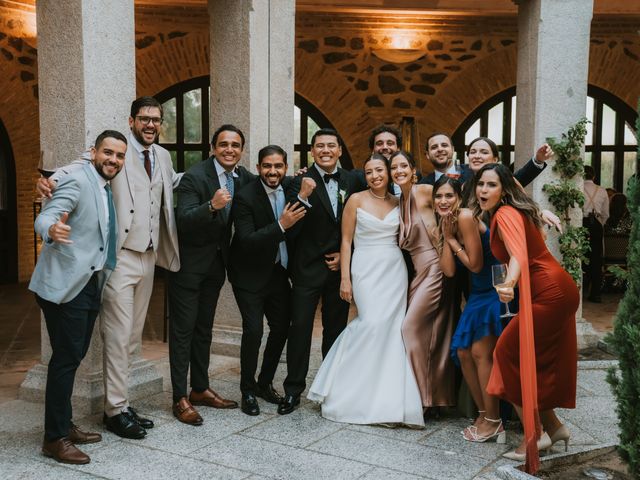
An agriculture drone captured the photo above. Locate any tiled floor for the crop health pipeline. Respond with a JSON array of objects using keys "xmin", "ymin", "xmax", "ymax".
[{"xmin": 0, "ymin": 280, "xmax": 624, "ymax": 479}]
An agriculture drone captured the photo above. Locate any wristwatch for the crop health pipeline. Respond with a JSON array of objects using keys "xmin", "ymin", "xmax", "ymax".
[{"xmin": 208, "ymin": 200, "xmax": 217, "ymax": 216}]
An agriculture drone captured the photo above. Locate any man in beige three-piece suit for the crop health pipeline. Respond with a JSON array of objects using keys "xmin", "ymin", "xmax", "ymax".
[{"xmin": 41, "ymin": 96, "xmax": 195, "ymax": 439}]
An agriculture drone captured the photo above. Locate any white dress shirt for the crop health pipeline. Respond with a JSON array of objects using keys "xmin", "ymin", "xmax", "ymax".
[{"xmin": 583, "ymin": 180, "xmax": 610, "ymax": 226}]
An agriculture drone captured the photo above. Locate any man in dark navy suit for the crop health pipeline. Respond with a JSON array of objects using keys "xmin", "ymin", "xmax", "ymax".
[{"xmin": 228, "ymin": 145, "xmax": 313, "ymax": 416}]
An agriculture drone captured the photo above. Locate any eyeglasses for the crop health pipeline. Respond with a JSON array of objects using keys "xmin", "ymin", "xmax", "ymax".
[{"xmin": 136, "ymin": 116, "xmax": 163, "ymax": 126}]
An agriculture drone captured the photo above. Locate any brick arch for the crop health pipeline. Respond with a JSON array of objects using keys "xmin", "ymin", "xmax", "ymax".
[
  {"xmin": 295, "ymin": 52, "xmax": 384, "ymax": 167},
  {"xmin": 588, "ymin": 43, "xmax": 640, "ymax": 112},
  {"xmin": 135, "ymin": 32, "xmax": 210, "ymax": 97}
]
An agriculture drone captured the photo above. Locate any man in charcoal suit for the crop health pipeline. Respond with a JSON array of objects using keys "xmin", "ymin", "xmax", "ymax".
[{"xmin": 169, "ymin": 124, "xmax": 254, "ymax": 425}]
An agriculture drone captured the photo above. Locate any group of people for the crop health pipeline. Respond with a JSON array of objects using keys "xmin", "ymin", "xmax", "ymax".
[{"xmin": 31, "ymin": 95, "xmax": 580, "ymax": 474}]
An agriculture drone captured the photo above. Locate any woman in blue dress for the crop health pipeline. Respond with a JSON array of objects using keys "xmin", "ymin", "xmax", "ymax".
[{"xmin": 434, "ymin": 176, "xmax": 505, "ymax": 443}]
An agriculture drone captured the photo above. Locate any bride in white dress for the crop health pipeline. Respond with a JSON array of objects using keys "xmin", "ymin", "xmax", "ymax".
[{"xmin": 307, "ymin": 155, "xmax": 424, "ymax": 427}]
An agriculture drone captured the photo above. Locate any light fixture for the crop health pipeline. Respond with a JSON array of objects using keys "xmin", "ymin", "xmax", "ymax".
[{"xmin": 371, "ymin": 48, "xmax": 426, "ymax": 64}]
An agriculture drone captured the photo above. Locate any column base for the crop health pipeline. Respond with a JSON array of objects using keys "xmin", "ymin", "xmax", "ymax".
[
  {"xmin": 576, "ymin": 317, "xmax": 602, "ymax": 350},
  {"xmin": 18, "ymin": 358, "xmax": 163, "ymax": 415}
]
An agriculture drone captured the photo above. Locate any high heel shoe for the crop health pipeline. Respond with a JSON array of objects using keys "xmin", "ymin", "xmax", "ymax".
[
  {"xmin": 463, "ymin": 417, "xmax": 506, "ymax": 444},
  {"xmin": 502, "ymin": 432, "xmax": 552, "ymax": 461},
  {"xmin": 461, "ymin": 410, "xmax": 485, "ymax": 436},
  {"xmin": 549, "ymin": 424, "xmax": 570, "ymax": 452}
]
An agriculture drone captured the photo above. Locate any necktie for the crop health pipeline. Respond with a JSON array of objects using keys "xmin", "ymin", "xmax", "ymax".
[
  {"xmin": 224, "ymin": 171, "xmax": 235, "ymax": 216},
  {"xmin": 273, "ymin": 188, "xmax": 288, "ymax": 268},
  {"xmin": 104, "ymin": 184, "xmax": 117, "ymax": 271},
  {"xmin": 323, "ymin": 172, "xmax": 340, "ymax": 183},
  {"xmin": 143, "ymin": 150, "xmax": 152, "ymax": 179}
]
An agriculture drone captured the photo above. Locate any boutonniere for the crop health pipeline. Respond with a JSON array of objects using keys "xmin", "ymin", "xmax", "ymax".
[{"xmin": 338, "ymin": 189, "xmax": 347, "ymax": 204}]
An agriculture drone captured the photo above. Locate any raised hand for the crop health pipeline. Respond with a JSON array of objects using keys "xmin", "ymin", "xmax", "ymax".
[
  {"xmin": 294, "ymin": 166, "xmax": 309, "ymax": 177},
  {"xmin": 279, "ymin": 202, "xmax": 306, "ymax": 229},
  {"xmin": 535, "ymin": 143, "xmax": 554, "ymax": 163},
  {"xmin": 298, "ymin": 177, "xmax": 316, "ymax": 200},
  {"xmin": 440, "ymin": 213, "xmax": 456, "ymax": 240},
  {"xmin": 48, "ymin": 212, "xmax": 73, "ymax": 244},
  {"xmin": 210, "ymin": 187, "xmax": 232, "ymax": 211}
]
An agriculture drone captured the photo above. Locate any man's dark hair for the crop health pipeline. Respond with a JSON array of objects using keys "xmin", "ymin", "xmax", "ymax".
[
  {"xmin": 310, "ymin": 128, "xmax": 343, "ymax": 148},
  {"xmin": 130, "ymin": 96, "xmax": 163, "ymax": 119},
  {"xmin": 211, "ymin": 124, "xmax": 246, "ymax": 149},
  {"xmin": 584, "ymin": 165, "xmax": 596, "ymax": 180},
  {"xmin": 95, "ymin": 130, "xmax": 128, "ymax": 150},
  {"xmin": 425, "ymin": 132, "xmax": 452, "ymax": 151},
  {"xmin": 368, "ymin": 125, "xmax": 401, "ymax": 150},
  {"xmin": 258, "ymin": 145, "xmax": 287, "ymax": 164}
]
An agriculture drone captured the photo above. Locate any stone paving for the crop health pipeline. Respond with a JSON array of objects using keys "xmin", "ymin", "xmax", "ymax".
[{"xmin": 0, "ymin": 337, "xmax": 619, "ymax": 480}]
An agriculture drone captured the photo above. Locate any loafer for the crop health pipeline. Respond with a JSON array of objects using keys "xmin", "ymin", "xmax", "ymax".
[
  {"xmin": 103, "ymin": 412, "xmax": 146, "ymax": 439},
  {"xmin": 126, "ymin": 406, "xmax": 154, "ymax": 429},
  {"xmin": 68, "ymin": 423, "xmax": 102, "ymax": 444},
  {"xmin": 241, "ymin": 394, "xmax": 260, "ymax": 416},
  {"xmin": 189, "ymin": 388, "xmax": 238, "ymax": 409},
  {"xmin": 172, "ymin": 397, "xmax": 203, "ymax": 426},
  {"xmin": 277, "ymin": 394, "xmax": 300, "ymax": 415},
  {"xmin": 42, "ymin": 437, "xmax": 90, "ymax": 464},
  {"xmin": 256, "ymin": 383, "xmax": 283, "ymax": 404}
]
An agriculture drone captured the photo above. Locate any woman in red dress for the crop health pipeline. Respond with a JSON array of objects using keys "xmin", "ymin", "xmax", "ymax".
[{"xmin": 471, "ymin": 163, "xmax": 579, "ymax": 474}]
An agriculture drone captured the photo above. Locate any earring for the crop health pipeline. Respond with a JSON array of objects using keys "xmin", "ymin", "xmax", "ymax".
[{"xmin": 412, "ymin": 174, "xmax": 418, "ymax": 184}]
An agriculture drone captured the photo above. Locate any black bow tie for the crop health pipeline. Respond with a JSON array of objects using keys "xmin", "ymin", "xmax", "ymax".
[{"xmin": 323, "ymin": 172, "xmax": 340, "ymax": 184}]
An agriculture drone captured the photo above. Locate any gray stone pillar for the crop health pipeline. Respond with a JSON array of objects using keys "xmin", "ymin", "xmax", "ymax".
[
  {"xmin": 513, "ymin": 0, "xmax": 598, "ymax": 347},
  {"xmin": 208, "ymin": 0, "xmax": 296, "ymax": 357},
  {"xmin": 20, "ymin": 0, "xmax": 163, "ymax": 414}
]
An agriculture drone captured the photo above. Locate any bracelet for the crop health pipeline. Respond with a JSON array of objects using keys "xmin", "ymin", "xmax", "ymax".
[{"xmin": 453, "ymin": 246, "xmax": 464, "ymax": 256}]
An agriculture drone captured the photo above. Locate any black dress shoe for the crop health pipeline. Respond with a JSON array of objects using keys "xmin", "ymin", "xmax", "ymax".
[
  {"xmin": 103, "ymin": 412, "xmax": 146, "ymax": 439},
  {"xmin": 126, "ymin": 407, "xmax": 154, "ymax": 429},
  {"xmin": 277, "ymin": 395, "xmax": 300, "ymax": 415},
  {"xmin": 241, "ymin": 394, "xmax": 260, "ymax": 416},
  {"xmin": 256, "ymin": 383, "xmax": 283, "ymax": 404}
]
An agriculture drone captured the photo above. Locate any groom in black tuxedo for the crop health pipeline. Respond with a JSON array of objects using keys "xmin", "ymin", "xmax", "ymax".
[
  {"xmin": 228, "ymin": 145, "xmax": 314, "ymax": 416},
  {"xmin": 279, "ymin": 128, "xmax": 366, "ymax": 414}
]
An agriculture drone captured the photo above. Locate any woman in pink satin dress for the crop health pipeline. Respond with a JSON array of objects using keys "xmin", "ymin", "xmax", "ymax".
[{"xmin": 390, "ymin": 151, "xmax": 456, "ymax": 413}]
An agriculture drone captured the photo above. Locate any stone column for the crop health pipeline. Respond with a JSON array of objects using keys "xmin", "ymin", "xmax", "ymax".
[
  {"xmin": 20, "ymin": 0, "xmax": 163, "ymax": 414},
  {"xmin": 208, "ymin": 0, "xmax": 295, "ymax": 356},
  {"xmin": 513, "ymin": 0, "xmax": 599, "ymax": 347}
]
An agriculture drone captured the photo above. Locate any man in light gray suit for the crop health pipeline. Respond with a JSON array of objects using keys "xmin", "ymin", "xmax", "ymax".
[
  {"xmin": 30, "ymin": 130, "xmax": 127, "ymax": 465},
  {"xmin": 38, "ymin": 97, "xmax": 182, "ymax": 439}
]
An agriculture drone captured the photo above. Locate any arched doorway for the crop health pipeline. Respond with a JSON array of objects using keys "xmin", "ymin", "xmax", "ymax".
[
  {"xmin": 0, "ymin": 119, "xmax": 17, "ymax": 283},
  {"xmin": 452, "ymin": 85, "xmax": 638, "ymax": 194}
]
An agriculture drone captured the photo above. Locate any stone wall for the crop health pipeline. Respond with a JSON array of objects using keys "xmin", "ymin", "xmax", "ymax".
[
  {"xmin": 0, "ymin": 9, "xmax": 39, "ymax": 283},
  {"xmin": 1, "ymin": 4, "xmax": 639, "ymax": 281}
]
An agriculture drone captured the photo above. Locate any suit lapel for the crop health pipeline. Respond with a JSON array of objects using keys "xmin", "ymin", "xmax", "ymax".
[
  {"xmin": 84, "ymin": 165, "xmax": 108, "ymax": 245},
  {"xmin": 254, "ymin": 179, "xmax": 276, "ymax": 222},
  {"xmin": 337, "ymin": 167, "xmax": 350, "ymax": 220},
  {"xmin": 204, "ymin": 158, "xmax": 224, "ymax": 220},
  {"xmin": 309, "ymin": 165, "xmax": 336, "ymax": 222}
]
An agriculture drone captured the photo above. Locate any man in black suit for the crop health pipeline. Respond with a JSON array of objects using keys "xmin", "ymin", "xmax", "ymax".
[
  {"xmin": 228, "ymin": 145, "xmax": 314, "ymax": 416},
  {"xmin": 278, "ymin": 128, "xmax": 366, "ymax": 415},
  {"xmin": 418, "ymin": 132, "xmax": 551, "ymax": 187},
  {"xmin": 169, "ymin": 124, "xmax": 254, "ymax": 425}
]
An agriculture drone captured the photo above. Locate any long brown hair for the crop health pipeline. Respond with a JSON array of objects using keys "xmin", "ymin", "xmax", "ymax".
[{"xmin": 470, "ymin": 163, "xmax": 544, "ymax": 229}]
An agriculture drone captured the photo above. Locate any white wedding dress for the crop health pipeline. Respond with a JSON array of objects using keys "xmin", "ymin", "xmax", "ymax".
[{"xmin": 307, "ymin": 207, "xmax": 424, "ymax": 427}]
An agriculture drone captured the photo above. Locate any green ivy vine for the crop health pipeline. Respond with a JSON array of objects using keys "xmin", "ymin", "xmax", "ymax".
[{"xmin": 542, "ymin": 117, "xmax": 590, "ymax": 283}]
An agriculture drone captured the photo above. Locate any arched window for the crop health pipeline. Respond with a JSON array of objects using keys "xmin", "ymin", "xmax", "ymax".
[
  {"xmin": 155, "ymin": 77, "xmax": 351, "ymax": 172},
  {"xmin": 452, "ymin": 86, "xmax": 638, "ymax": 193}
]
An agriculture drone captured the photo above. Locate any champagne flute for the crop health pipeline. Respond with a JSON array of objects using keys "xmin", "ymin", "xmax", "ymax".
[
  {"xmin": 492, "ymin": 263, "xmax": 516, "ymax": 318},
  {"xmin": 446, "ymin": 157, "xmax": 463, "ymax": 180}
]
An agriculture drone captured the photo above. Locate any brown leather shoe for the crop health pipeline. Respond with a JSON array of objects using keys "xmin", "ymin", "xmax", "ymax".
[
  {"xmin": 68, "ymin": 422, "xmax": 102, "ymax": 444},
  {"xmin": 189, "ymin": 388, "xmax": 238, "ymax": 409},
  {"xmin": 42, "ymin": 437, "xmax": 90, "ymax": 464},
  {"xmin": 172, "ymin": 397, "xmax": 203, "ymax": 426}
]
